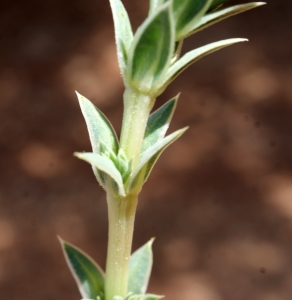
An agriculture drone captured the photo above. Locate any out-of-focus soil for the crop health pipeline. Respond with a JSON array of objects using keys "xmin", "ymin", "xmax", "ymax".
[{"xmin": 0, "ymin": 1, "xmax": 291, "ymax": 299}]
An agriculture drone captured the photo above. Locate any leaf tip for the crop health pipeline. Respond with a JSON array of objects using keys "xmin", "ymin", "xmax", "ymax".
[
  {"xmin": 146, "ymin": 237, "xmax": 155, "ymax": 250},
  {"xmin": 75, "ymin": 90, "xmax": 82, "ymax": 98},
  {"xmin": 148, "ymin": 237, "xmax": 155, "ymax": 247},
  {"xmin": 74, "ymin": 152, "xmax": 86, "ymax": 160},
  {"xmin": 181, "ymin": 126, "xmax": 189, "ymax": 134},
  {"xmin": 57, "ymin": 235, "xmax": 64, "ymax": 245},
  {"xmin": 174, "ymin": 93, "xmax": 181, "ymax": 102},
  {"xmin": 75, "ymin": 91, "xmax": 89, "ymax": 105},
  {"xmin": 234, "ymin": 38, "xmax": 249, "ymax": 43},
  {"xmin": 256, "ymin": 2, "xmax": 267, "ymax": 6}
]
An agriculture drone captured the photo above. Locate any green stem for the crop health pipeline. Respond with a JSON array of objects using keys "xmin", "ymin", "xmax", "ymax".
[
  {"xmin": 105, "ymin": 193, "xmax": 138, "ymax": 300},
  {"xmin": 120, "ymin": 88, "xmax": 155, "ymax": 169}
]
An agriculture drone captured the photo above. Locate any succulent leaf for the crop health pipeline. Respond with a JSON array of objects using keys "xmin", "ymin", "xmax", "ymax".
[
  {"xmin": 77, "ymin": 92, "xmax": 119, "ymax": 155},
  {"xmin": 109, "ymin": 0, "xmax": 134, "ymax": 76},
  {"xmin": 75, "ymin": 152, "xmax": 125, "ymax": 196},
  {"xmin": 77, "ymin": 92, "xmax": 119, "ymax": 185},
  {"xmin": 191, "ymin": 2, "xmax": 266, "ymax": 34},
  {"xmin": 127, "ymin": 2, "xmax": 174, "ymax": 94},
  {"xmin": 128, "ymin": 239, "xmax": 154, "ymax": 295},
  {"xmin": 141, "ymin": 95, "xmax": 178, "ymax": 153},
  {"xmin": 59, "ymin": 238, "xmax": 105, "ymax": 300},
  {"xmin": 163, "ymin": 38, "xmax": 247, "ymax": 86}
]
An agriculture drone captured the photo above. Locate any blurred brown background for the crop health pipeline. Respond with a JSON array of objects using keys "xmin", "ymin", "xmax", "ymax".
[{"xmin": 0, "ymin": 0, "xmax": 291, "ymax": 299}]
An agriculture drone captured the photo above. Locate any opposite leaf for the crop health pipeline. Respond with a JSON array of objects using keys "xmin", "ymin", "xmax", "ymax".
[
  {"xmin": 141, "ymin": 95, "xmax": 178, "ymax": 153},
  {"xmin": 128, "ymin": 2, "xmax": 174, "ymax": 94},
  {"xmin": 191, "ymin": 2, "xmax": 266, "ymax": 35},
  {"xmin": 75, "ymin": 152, "xmax": 125, "ymax": 196},
  {"xmin": 128, "ymin": 127, "xmax": 188, "ymax": 193},
  {"xmin": 128, "ymin": 239, "xmax": 154, "ymax": 295},
  {"xmin": 77, "ymin": 92, "xmax": 119, "ymax": 155},
  {"xmin": 59, "ymin": 238, "xmax": 105, "ymax": 300},
  {"xmin": 163, "ymin": 38, "xmax": 247, "ymax": 86},
  {"xmin": 109, "ymin": 0, "xmax": 133, "ymax": 76}
]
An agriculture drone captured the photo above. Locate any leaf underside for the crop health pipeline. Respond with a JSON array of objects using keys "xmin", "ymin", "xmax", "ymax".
[
  {"xmin": 192, "ymin": 2, "xmax": 266, "ymax": 35},
  {"xmin": 109, "ymin": 0, "xmax": 133, "ymax": 75},
  {"xmin": 128, "ymin": 239, "xmax": 154, "ymax": 294},
  {"xmin": 75, "ymin": 152, "xmax": 125, "ymax": 196},
  {"xmin": 164, "ymin": 38, "xmax": 247, "ymax": 86}
]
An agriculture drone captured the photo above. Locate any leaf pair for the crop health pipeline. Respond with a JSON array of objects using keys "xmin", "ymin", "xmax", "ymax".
[
  {"xmin": 60, "ymin": 238, "xmax": 156, "ymax": 300},
  {"xmin": 109, "ymin": 0, "xmax": 265, "ymax": 96},
  {"xmin": 76, "ymin": 92, "xmax": 186, "ymax": 196}
]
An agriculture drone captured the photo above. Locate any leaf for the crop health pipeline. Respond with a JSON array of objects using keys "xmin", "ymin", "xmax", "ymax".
[
  {"xmin": 141, "ymin": 95, "xmax": 178, "ymax": 153},
  {"xmin": 109, "ymin": 0, "xmax": 133, "ymax": 75},
  {"xmin": 113, "ymin": 297, "xmax": 124, "ymax": 300},
  {"xmin": 127, "ymin": 2, "xmax": 174, "ymax": 93},
  {"xmin": 149, "ymin": 0, "xmax": 164, "ymax": 15},
  {"xmin": 163, "ymin": 38, "xmax": 247, "ymax": 86},
  {"xmin": 209, "ymin": 0, "xmax": 231, "ymax": 11},
  {"xmin": 127, "ymin": 127, "xmax": 188, "ymax": 193},
  {"xmin": 59, "ymin": 238, "xmax": 105, "ymax": 300},
  {"xmin": 170, "ymin": 0, "xmax": 213, "ymax": 40},
  {"xmin": 191, "ymin": 2, "xmax": 266, "ymax": 34},
  {"xmin": 75, "ymin": 152, "xmax": 125, "ymax": 196},
  {"xmin": 77, "ymin": 92, "xmax": 119, "ymax": 155},
  {"xmin": 126, "ymin": 294, "xmax": 164, "ymax": 300},
  {"xmin": 128, "ymin": 239, "xmax": 154, "ymax": 294}
]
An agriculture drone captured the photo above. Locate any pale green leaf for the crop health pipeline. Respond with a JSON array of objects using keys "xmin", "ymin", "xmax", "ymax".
[
  {"xmin": 59, "ymin": 238, "xmax": 105, "ymax": 300},
  {"xmin": 163, "ymin": 38, "xmax": 247, "ymax": 86},
  {"xmin": 126, "ymin": 294, "xmax": 164, "ymax": 300},
  {"xmin": 191, "ymin": 2, "xmax": 266, "ymax": 34},
  {"xmin": 128, "ymin": 239, "xmax": 154, "ymax": 294},
  {"xmin": 109, "ymin": 0, "xmax": 133, "ymax": 75},
  {"xmin": 75, "ymin": 152, "xmax": 125, "ymax": 196},
  {"xmin": 141, "ymin": 95, "xmax": 178, "ymax": 153},
  {"xmin": 77, "ymin": 92, "xmax": 119, "ymax": 154},
  {"xmin": 127, "ymin": 127, "xmax": 188, "ymax": 193},
  {"xmin": 113, "ymin": 297, "xmax": 124, "ymax": 300},
  {"xmin": 77, "ymin": 92, "xmax": 119, "ymax": 185},
  {"xmin": 170, "ymin": 0, "xmax": 213, "ymax": 40},
  {"xmin": 128, "ymin": 2, "xmax": 174, "ymax": 93},
  {"xmin": 149, "ymin": 0, "xmax": 164, "ymax": 15}
]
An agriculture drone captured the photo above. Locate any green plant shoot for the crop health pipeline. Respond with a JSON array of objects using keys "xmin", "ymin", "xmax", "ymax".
[{"xmin": 59, "ymin": 1, "xmax": 266, "ymax": 300}]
